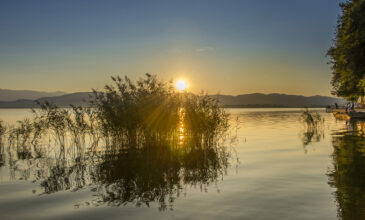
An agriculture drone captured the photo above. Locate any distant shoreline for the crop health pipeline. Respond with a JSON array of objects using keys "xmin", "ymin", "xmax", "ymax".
[
  {"xmin": 222, "ymin": 105, "xmax": 326, "ymax": 108},
  {"xmin": 0, "ymin": 91, "xmax": 344, "ymax": 109},
  {"xmin": 0, "ymin": 105, "xmax": 327, "ymax": 109}
]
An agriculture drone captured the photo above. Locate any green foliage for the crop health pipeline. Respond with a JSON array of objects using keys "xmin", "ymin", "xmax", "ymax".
[{"xmin": 327, "ymin": 0, "xmax": 365, "ymax": 100}]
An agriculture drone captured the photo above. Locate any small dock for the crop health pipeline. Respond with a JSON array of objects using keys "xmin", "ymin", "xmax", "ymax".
[{"xmin": 332, "ymin": 109, "xmax": 365, "ymax": 120}]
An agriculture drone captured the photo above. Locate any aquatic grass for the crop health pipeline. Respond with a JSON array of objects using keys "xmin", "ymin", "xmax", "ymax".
[
  {"xmin": 66, "ymin": 105, "xmax": 89, "ymax": 155},
  {"xmin": 4, "ymin": 74, "xmax": 230, "ymax": 154},
  {"xmin": 0, "ymin": 120, "xmax": 5, "ymax": 164},
  {"xmin": 14, "ymin": 119, "xmax": 33, "ymax": 154},
  {"xmin": 91, "ymin": 73, "xmax": 229, "ymax": 150},
  {"xmin": 90, "ymin": 74, "xmax": 177, "ymax": 148},
  {"xmin": 0, "ymin": 74, "xmax": 232, "ymax": 209},
  {"xmin": 0, "ymin": 120, "xmax": 4, "ymax": 136},
  {"xmin": 182, "ymin": 93, "xmax": 229, "ymax": 147},
  {"xmin": 301, "ymin": 109, "xmax": 323, "ymax": 129},
  {"xmin": 300, "ymin": 109, "xmax": 325, "ymax": 148},
  {"xmin": 84, "ymin": 107, "xmax": 102, "ymax": 151}
]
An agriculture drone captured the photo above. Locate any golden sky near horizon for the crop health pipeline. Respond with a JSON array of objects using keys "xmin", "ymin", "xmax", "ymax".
[{"xmin": 0, "ymin": 0, "xmax": 340, "ymax": 96}]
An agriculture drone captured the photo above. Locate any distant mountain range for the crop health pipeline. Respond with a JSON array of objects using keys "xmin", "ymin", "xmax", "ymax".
[
  {"xmin": 0, "ymin": 89, "xmax": 67, "ymax": 102},
  {"xmin": 212, "ymin": 93, "xmax": 346, "ymax": 107},
  {"xmin": 0, "ymin": 89, "xmax": 346, "ymax": 108},
  {"xmin": 0, "ymin": 92, "xmax": 92, "ymax": 108}
]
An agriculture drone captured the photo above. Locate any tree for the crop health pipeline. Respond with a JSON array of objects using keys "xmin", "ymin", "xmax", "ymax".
[{"xmin": 327, "ymin": 0, "xmax": 365, "ymax": 101}]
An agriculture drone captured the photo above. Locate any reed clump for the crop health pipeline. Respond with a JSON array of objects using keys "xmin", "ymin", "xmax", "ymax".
[
  {"xmin": 4, "ymin": 73, "xmax": 229, "ymax": 156},
  {"xmin": 0, "ymin": 74, "xmax": 231, "ymax": 209},
  {"xmin": 0, "ymin": 120, "xmax": 4, "ymax": 136},
  {"xmin": 91, "ymin": 73, "xmax": 229, "ymax": 150},
  {"xmin": 0, "ymin": 120, "xmax": 5, "ymax": 162},
  {"xmin": 301, "ymin": 109, "xmax": 325, "ymax": 147},
  {"xmin": 182, "ymin": 93, "xmax": 229, "ymax": 147}
]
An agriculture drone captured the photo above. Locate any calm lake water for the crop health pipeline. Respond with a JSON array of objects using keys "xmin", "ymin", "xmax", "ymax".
[{"xmin": 0, "ymin": 108, "xmax": 363, "ymax": 220}]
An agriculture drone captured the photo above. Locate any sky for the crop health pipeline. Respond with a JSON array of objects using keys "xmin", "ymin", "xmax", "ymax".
[{"xmin": 0, "ymin": 0, "xmax": 342, "ymax": 96}]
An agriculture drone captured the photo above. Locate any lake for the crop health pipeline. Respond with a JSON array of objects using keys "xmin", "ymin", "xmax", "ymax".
[{"xmin": 0, "ymin": 108, "xmax": 363, "ymax": 220}]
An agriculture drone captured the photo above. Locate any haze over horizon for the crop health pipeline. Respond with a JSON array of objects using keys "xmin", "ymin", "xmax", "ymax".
[
  {"xmin": 0, "ymin": 88, "xmax": 341, "ymax": 98},
  {"xmin": 0, "ymin": 0, "xmax": 341, "ymax": 96}
]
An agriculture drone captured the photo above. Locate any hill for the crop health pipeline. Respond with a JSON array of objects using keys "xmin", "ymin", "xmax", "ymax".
[
  {"xmin": 0, "ymin": 91, "xmax": 346, "ymax": 108},
  {"xmin": 212, "ymin": 93, "xmax": 346, "ymax": 107},
  {"xmin": 0, "ymin": 89, "xmax": 67, "ymax": 102},
  {"xmin": 0, "ymin": 92, "xmax": 92, "ymax": 108}
]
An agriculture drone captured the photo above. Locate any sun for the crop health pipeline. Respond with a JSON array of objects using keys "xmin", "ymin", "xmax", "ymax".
[{"xmin": 175, "ymin": 79, "xmax": 187, "ymax": 91}]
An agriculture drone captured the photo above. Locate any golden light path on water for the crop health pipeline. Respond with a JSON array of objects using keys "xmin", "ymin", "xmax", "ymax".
[
  {"xmin": 175, "ymin": 79, "xmax": 187, "ymax": 147},
  {"xmin": 178, "ymin": 107, "xmax": 185, "ymax": 146}
]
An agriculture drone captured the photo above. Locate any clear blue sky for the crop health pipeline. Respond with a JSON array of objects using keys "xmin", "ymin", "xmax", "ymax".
[{"xmin": 0, "ymin": 0, "xmax": 342, "ymax": 95}]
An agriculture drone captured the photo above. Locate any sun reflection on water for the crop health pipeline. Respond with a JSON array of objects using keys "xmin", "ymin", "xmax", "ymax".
[{"xmin": 178, "ymin": 107, "xmax": 185, "ymax": 146}]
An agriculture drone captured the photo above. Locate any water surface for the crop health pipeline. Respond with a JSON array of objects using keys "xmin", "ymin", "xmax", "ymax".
[{"xmin": 0, "ymin": 108, "xmax": 362, "ymax": 220}]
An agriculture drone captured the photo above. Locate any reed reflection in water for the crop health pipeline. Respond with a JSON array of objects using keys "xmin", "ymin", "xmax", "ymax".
[
  {"xmin": 300, "ymin": 109, "xmax": 325, "ymax": 149},
  {"xmin": 0, "ymin": 75, "xmax": 232, "ymax": 211},
  {"xmin": 0, "ymin": 112, "xmax": 231, "ymax": 211}
]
